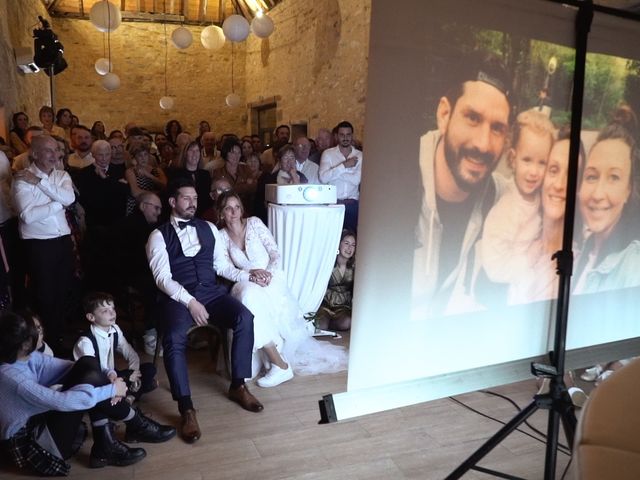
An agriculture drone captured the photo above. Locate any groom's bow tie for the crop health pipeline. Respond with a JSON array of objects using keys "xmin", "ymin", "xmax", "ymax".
[{"xmin": 178, "ymin": 219, "xmax": 195, "ymax": 230}]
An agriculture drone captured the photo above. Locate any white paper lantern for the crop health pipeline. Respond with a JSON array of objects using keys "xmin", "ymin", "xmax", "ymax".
[
  {"xmin": 225, "ymin": 93, "xmax": 241, "ymax": 108},
  {"xmin": 171, "ymin": 27, "xmax": 193, "ymax": 49},
  {"xmin": 222, "ymin": 15, "xmax": 250, "ymax": 42},
  {"xmin": 101, "ymin": 72, "xmax": 120, "ymax": 91},
  {"xmin": 201, "ymin": 25, "xmax": 226, "ymax": 50},
  {"xmin": 251, "ymin": 15, "xmax": 274, "ymax": 38},
  {"xmin": 89, "ymin": 1, "xmax": 122, "ymax": 32},
  {"xmin": 94, "ymin": 58, "xmax": 112, "ymax": 75},
  {"xmin": 159, "ymin": 96, "xmax": 175, "ymax": 110}
]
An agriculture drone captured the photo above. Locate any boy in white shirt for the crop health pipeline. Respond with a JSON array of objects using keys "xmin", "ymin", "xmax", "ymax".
[
  {"xmin": 73, "ymin": 292, "xmax": 157, "ymax": 403},
  {"xmin": 479, "ymin": 110, "xmax": 555, "ymax": 304}
]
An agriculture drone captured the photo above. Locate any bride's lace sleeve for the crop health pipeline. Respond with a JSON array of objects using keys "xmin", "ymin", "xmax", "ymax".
[
  {"xmin": 212, "ymin": 226, "xmax": 250, "ymax": 282},
  {"xmin": 251, "ymin": 217, "xmax": 281, "ymax": 272}
]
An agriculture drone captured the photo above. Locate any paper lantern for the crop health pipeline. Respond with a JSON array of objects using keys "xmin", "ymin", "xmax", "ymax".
[
  {"xmin": 222, "ymin": 15, "xmax": 250, "ymax": 42},
  {"xmin": 201, "ymin": 25, "xmax": 226, "ymax": 50},
  {"xmin": 159, "ymin": 96, "xmax": 175, "ymax": 110},
  {"xmin": 251, "ymin": 15, "xmax": 274, "ymax": 38},
  {"xmin": 89, "ymin": 1, "xmax": 122, "ymax": 33},
  {"xmin": 94, "ymin": 57, "xmax": 112, "ymax": 75},
  {"xmin": 171, "ymin": 27, "xmax": 193, "ymax": 49},
  {"xmin": 101, "ymin": 72, "xmax": 120, "ymax": 91},
  {"xmin": 225, "ymin": 93, "xmax": 241, "ymax": 108}
]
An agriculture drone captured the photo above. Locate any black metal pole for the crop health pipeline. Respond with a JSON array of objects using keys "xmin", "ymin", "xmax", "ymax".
[
  {"xmin": 446, "ymin": 402, "xmax": 539, "ymax": 480},
  {"xmin": 543, "ymin": 3, "xmax": 592, "ymax": 478},
  {"xmin": 446, "ymin": 1, "xmax": 593, "ymax": 478},
  {"xmin": 48, "ymin": 64, "xmax": 56, "ymax": 112}
]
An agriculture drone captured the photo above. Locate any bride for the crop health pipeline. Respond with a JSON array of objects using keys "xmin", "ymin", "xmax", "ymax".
[{"xmin": 216, "ymin": 191, "xmax": 346, "ymax": 387}]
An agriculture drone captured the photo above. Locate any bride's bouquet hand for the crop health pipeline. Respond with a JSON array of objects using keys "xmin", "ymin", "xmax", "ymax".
[{"xmin": 249, "ymin": 268, "xmax": 272, "ymax": 287}]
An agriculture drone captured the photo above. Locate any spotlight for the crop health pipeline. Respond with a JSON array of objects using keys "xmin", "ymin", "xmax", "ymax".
[{"xmin": 33, "ymin": 16, "xmax": 67, "ymax": 76}]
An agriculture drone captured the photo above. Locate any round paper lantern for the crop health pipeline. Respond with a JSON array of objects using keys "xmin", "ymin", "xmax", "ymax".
[
  {"xmin": 171, "ymin": 27, "xmax": 193, "ymax": 49},
  {"xmin": 89, "ymin": 1, "xmax": 122, "ymax": 32},
  {"xmin": 201, "ymin": 25, "xmax": 225, "ymax": 50},
  {"xmin": 222, "ymin": 15, "xmax": 250, "ymax": 42},
  {"xmin": 251, "ymin": 15, "xmax": 274, "ymax": 38},
  {"xmin": 225, "ymin": 93, "xmax": 241, "ymax": 108},
  {"xmin": 94, "ymin": 57, "xmax": 112, "ymax": 75},
  {"xmin": 159, "ymin": 96, "xmax": 175, "ymax": 110},
  {"xmin": 101, "ymin": 72, "xmax": 120, "ymax": 91}
]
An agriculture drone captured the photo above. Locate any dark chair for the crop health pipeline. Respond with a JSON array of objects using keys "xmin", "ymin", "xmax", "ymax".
[{"xmin": 153, "ymin": 324, "xmax": 231, "ymax": 378}]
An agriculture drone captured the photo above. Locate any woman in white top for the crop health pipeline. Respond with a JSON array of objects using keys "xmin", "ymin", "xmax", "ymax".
[
  {"xmin": 217, "ymin": 191, "xmax": 298, "ymax": 387},
  {"xmin": 216, "ymin": 191, "xmax": 347, "ymax": 386}
]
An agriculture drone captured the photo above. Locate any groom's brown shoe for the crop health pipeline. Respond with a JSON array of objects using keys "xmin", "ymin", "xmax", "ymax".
[
  {"xmin": 180, "ymin": 409, "xmax": 201, "ymax": 443},
  {"xmin": 228, "ymin": 384, "xmax": 264, "ymax": 412}
]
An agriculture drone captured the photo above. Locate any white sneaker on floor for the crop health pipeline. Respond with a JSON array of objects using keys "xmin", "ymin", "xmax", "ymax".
[
  {"xmin": 143, "ymin": 330, "xmax": 162, "ymax": 357},
  {"xmin": 257, "ymin": 363, "xmax": 294, "ymax": 388},
  {"xmin": 580, "ymin": 365, "xmax": 603, "ymax": 382},
  {"xmin": 595, "ymin": 369, "xmax": 614, "ymax": 387},
  {"xmin": 568, "ymin": 387, "xmax": 588, "ymax": 408}
]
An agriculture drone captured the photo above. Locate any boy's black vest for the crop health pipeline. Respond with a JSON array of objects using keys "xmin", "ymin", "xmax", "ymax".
[
  {"xmin": 83, "ymin": 328, "xmax": 118, "ymax": 370},
  {"xmin": 157, "ymin": 219, "xmax": 226, "ymax": 305}
]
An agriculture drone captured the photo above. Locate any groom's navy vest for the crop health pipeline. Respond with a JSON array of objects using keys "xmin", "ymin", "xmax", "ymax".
[{"xmin": 158, "ymin": 219, "xmax": 226, "ymax": 305}]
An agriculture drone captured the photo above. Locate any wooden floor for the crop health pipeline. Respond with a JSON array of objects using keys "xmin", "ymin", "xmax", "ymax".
[{"xmin": 2, "ymin": 337, "xmax": 586, "ymax": 480}]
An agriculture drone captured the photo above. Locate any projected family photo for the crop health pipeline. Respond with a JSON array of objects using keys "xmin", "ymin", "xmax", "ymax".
[{"xmin": 411, "ymin": 26, "xmax": 640, "ymax": 319}]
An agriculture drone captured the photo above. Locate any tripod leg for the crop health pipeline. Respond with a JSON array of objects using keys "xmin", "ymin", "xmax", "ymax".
[
  {"xmin": 446, "ymin": 401, "xmax": 539, "ymax": 480},
  {"xmin": 543, "ymin": 379, "xmax": 577, "ymax": 479},
  {"xmin": 559, "ymin": 388, "xmax": 577, "ymax": 447},
  {"xmin": 544, "ymin": 408, "xmax": 561, "ymax": 480}
]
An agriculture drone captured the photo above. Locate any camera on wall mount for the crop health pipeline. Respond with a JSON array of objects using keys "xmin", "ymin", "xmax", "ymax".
[{"xmin": 33, "ymin": 16, "xmax": 67, "ymax": 76}]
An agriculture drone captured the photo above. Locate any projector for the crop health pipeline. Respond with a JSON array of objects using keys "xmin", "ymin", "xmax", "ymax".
[{"xmin": 265, "ymin": 184, "xmax": 337, "ymax": 205}]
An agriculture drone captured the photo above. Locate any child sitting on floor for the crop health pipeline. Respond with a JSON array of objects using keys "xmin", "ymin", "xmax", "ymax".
[
  {"xmin": 73, "ymin": 291, "xmax": 157, "ymax": 403},
  {"xmin": 30, "ymin": 310, "xmax": 54, "ymax": 356}
]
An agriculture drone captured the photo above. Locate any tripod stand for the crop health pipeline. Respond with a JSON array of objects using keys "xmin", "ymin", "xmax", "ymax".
[{"xmin": 446, "ymin": 2, "xmax": 593, "ymax": 479}]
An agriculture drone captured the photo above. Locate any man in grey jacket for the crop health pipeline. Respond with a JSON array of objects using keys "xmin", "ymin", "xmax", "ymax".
[{"xmin": 412, "ymin": 52, "xmax": 512, "ymax": 319}]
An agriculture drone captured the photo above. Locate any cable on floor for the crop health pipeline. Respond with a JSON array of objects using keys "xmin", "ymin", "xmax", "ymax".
[{"xmin": 447, "ymin": 392, "xmax": 571, "ymax": 456}]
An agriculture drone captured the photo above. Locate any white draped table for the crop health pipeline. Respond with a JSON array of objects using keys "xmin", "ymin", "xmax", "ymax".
[{"xmin": 268, "ymin": 203, "xmax": 345, "ymax": 315}]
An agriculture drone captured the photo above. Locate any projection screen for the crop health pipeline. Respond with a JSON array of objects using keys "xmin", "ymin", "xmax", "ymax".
[{"xmin": 325, "ymin": 0, "xmax": 640, "ymax": 421}]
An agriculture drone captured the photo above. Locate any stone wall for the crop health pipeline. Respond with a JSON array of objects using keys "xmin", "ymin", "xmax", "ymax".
[
  {"xmin": 51, "ymin": 19, "xmax": 246, "ymax": 136},
  {"xmin": 0, "ymin": 0, "xmax": 52, "ymax": 138},
  {"xmin": 245, "ymin": 0, "xmax": 370, "ymax": 140},
  {"xmin": 1, "ymin": 0, "xmax": 371, "ymax": 141}
]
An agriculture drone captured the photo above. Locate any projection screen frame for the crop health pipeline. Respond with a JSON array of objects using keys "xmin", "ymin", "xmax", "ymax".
[
  {"xmin": 319, "ymin": 0, "xmax": 640, "ymax": 423},
  {"xmin": 320, "ymin": 337, "xmax": 640, "ymax": 422}
]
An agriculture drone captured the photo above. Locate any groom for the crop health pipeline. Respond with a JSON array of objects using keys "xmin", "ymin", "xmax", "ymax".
[{"xmin": 146, "ymin": 178, "xmax": 263, "ymax": 444}]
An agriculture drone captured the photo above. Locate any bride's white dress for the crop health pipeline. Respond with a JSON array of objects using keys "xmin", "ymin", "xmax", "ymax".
[{"xmin": 219, "ymin": 216, "xmax": 348, "ymax": 377}]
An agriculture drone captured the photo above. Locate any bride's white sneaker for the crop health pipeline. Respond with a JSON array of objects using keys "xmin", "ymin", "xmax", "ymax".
[{"xmin": 257, "ymin": 363, "xmax": 294, "ymax": 388}]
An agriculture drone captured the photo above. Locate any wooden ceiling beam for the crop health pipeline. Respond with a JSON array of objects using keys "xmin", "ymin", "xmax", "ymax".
[
  {"xmin": 47, "ymin": 0, "xmax": 280, "ymax": 23},
  {"xmin": 230, "ymin": 0, "xmax": 249, "ymax": 19},
  {"xmin": 49, "ymin": 11, "xmax": 200, "ymax": 25},
  {"xmin": 237, "ymin": 0, "xmax": 252, "ymax": 19},
  {"xmin": 43, "ymin": 0, "xmax": 63, "ymax": 13},
  {"xmin": 198, "ymin": 0, "xmax": 208, "ymax": 21}
]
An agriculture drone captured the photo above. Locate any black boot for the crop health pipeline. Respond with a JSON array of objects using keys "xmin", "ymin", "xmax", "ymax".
[
  {"xmin": 125, "ymin": 410, "xmax": 176, "ymax": 443},
  {"xmin": 90, "ymin": 422, "xmax": 147, "ymax": 468}
]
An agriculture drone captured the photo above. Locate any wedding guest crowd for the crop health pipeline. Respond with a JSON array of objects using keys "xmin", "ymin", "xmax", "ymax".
[{"xmin": 0, "ymin": 107, "xmax": 351, "ymax": 471}]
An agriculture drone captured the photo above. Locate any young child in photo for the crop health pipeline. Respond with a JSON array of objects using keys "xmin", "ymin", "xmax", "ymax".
[
  {"xmin": 479, "ymin": 109, "xmax": 555, "ymax": 303},
  {"xmin": 73, "ymin": 292, "xmax": 157, "ymax": 403}
]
